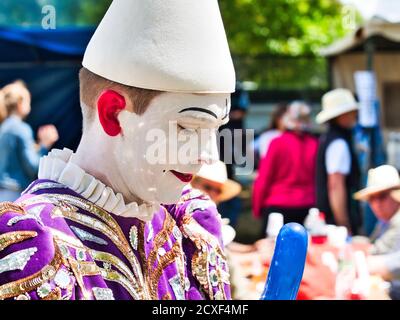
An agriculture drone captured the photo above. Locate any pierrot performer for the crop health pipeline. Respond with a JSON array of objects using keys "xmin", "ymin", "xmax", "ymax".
[{"xmin": 0, "ymin": 0, "xmax": 236, "ymax": 300}]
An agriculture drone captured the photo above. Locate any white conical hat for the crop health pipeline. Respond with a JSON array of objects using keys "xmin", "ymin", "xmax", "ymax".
[{"xmin": 82, "ymin": 0, "xmax": 236, "ymax": 93}]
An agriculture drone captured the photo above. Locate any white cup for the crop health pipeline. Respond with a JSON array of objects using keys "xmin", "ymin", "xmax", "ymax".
[{"xmin": 266, "ymin": 212, "xmax": 284, "ymax": 238}]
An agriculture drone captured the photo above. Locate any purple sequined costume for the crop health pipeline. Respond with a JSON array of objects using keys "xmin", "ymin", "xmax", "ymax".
[{"xmin": 0, "ymin": 179, "xmax": 230, "ymax": 300}]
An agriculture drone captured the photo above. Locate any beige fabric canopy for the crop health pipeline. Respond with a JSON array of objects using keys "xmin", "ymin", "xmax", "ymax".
[{"xmin": 320, "ymin": 18, "xmax": 400, "ymax": 57}]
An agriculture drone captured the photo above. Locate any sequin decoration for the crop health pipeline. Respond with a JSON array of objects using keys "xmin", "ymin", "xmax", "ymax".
[
  {"xmin": 157, "ymin": 248, "xmax": 166, "ymax": 257},
  {"xmin": 37, "ymin": 283, "xmax": 52, "ymax": 298},
  {"xmin": 209, "ymin": 251, "xmax": 217, "ymax": 267},
  {"xmin": 59, "ymin": 244, "xmax": 70, "ymax": 258},
  {"xmin": 70, "ymin": 226, "xmax": 108, "ymax": 246},
  {"xmin": 209, "ymin": 270, "xmax": 219, "ymax": 287},
  {"xmin": 76, "ymin": 249, "xmax": 86, "ymax": 262},
  {"xmin": 185, "ymin": 278, "xmax": 191, "ymax": 291},
  {"xmin": 54, "ymin": 269, "xmax": 71, "ymax": 289},
  {"xmin": 185, "ymin": 199, "xmax": 215, "ymax": 215},
  {"xmin": 0, "ymin": 247, "xmax": 37, "ymax": 274},
  {"xmin": 15, "ymin": 293, "xmax": 30, "ymax": 300},
  {"xmin": 129, "ymin": 226, "xmax": 138, "ymax": 250},
  {"xmin": 214, "ymin": 291, "xmax": 224, "ymax": 300},
  {"xmin": 172, "ymin": 226, "xmax": 182, "ymax": 241},
  {"xmin": 168, "ymin": 275, "xmax": 185, "ymax": 300},
  {"xmin": 147, "ymin": 223, "xmax": 154, "ymax": 243},
  {"xmin": 93, "ymin": 287, "xmax": 115, "ymax": 300},
  {"xmin": 0, "ymin": 231, "xmax": 38, "ymax": 252},
  {"xmin": 103, "ymin": 262, "xmax": 112, "ymax": 271}
]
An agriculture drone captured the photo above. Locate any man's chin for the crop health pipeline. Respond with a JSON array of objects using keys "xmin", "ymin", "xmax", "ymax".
[{"xmin": 156, "ymin": 187, "xmax": 185, "ymax": 205}]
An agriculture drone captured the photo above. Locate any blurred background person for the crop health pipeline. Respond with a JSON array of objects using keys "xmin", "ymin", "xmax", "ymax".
[
  {"xmin": 316, "ymin": 88, "xmax": 361, "ymax": 236},
  {"xmin": 354, "ymin": 165, "xmax": 400, "ymax": 255},
  {"xmin": 252, "ymin": 101, "xmax": 318, "ymax": 236},
  {"xmin": 191, "ymin": 160, "xmax": 242, "ymax": 227},
  {"xmin": 218, "ymin": 81, "xmax": 250, "ymax": 228},
  {"xmin": 0, "ymin": 81, "xmax": 59, "ymax": 201},
  {"xmin": 255, "ymin": 103, "xmax": 288, "ymax": 161}
]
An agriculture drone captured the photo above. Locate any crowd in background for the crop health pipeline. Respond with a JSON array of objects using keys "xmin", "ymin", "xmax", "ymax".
[{"xmin": 0, "ymin": 79, "xmax": 399, "ymax": 299}]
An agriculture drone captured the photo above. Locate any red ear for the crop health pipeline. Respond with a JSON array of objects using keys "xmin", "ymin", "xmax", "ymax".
[{"xmin": 97, "ymin": 90, "xmax": 126, "ymax": 137}]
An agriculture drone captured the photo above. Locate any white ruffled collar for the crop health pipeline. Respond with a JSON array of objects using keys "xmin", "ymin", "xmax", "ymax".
[{"xmin": 38, "ymin": 148, "xmax": 159, "ymax": 222}]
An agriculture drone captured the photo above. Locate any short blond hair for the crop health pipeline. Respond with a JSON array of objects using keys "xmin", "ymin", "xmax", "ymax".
[
  {"xmin": 79, "ymin": 68, "xmax": 162, "ymax": 129},
  {"xmin": 2, "ymin": 81, "xmax": 30, "ymax": 115}
]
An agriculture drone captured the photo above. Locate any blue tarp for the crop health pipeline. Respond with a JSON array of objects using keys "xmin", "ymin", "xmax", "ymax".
[{"xmin": 0, "ymin": 27, "xmax": 95, "ymax": 150}]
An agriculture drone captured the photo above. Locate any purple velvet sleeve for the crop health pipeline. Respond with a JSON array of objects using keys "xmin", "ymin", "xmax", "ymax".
[
  {"xmin": 0, "ymin": 202, "xmax": 76, "ymax": 300},
  {"xmin": 172, "ymin": 191, "xmax": 231, "ymax": 300}
]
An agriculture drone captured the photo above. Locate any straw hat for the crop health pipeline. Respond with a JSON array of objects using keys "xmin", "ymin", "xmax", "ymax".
[
  {"xmin": 316, "ymin": 88, "xmax": 359, "ymax": 124},
  {"xmin": 391, "ymin": 189, "xmax": 400, "ymax": 203},
  {"xmin": 354, "ymin": 165, "xmax": 400, "ymax": 201},
  {"xmin": 193, "ymin": 161, "xmax": 242, "ymax": 203},
  {"xmin": 83, "ymin": 0, "xmax": 235, "ymax": 93}
]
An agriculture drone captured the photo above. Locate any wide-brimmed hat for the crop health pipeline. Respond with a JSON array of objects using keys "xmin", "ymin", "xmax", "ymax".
[
  {"xmin": 194, "ymin": 161, "xmax": 242, "ymax": 203},
  {"xmin": 354, "ymin": 165, "xmax": 400, "ymax": 201},
  {"xmin": 316, "ymin": 88, "xmax": 359, "ymax": 124},
  {"xmin": 390, "ymin": 189, "xmax": 400, "ymax": 203}
]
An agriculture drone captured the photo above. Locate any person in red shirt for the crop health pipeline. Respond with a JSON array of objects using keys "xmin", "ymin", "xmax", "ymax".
[{"xmin": 253, "ymin": 101, "xmax": 318, "ymax": 236}]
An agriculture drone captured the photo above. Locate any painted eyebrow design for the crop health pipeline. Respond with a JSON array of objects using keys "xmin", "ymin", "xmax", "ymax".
[{"xmin": 179, "ymin": 107, "xmax": 218, "ymax": 119}]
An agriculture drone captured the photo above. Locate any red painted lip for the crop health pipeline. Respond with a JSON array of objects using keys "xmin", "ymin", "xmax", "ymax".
[{"xmin": 170, "ymin": 170, "xmax": 193, "ymax": 183}]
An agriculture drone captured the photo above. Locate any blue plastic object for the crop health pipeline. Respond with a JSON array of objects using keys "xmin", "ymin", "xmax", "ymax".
[{"xmin": 260, "ymin": 223, "xmax": 308, "ymax": 300}]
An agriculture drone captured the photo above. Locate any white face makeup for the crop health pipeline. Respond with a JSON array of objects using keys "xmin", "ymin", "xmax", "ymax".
[{"xmin": 114, "ymin": 92, "xmax": 231, "ymax": 205}]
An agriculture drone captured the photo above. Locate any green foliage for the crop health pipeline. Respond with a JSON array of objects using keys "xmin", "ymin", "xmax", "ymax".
[
  {"xmin": 0, "ymin": 0, "xmax": 360, "ymax": 90},
  {"xmin": 219, "ymin": 0, "xmax": 355, "ymax": 56}
]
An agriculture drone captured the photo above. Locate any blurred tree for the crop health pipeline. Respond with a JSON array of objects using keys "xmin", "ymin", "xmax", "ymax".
[
  {"xmin": 0, "ymin": 0, "xmax": 356, "ymax": 56},
  {"xmin": 219, "ymin": 0, "xmax": 358, "ymax": 56},
  {"xmin": 0, "ymin": 0, "xmax": 360, "ymax": 90}
]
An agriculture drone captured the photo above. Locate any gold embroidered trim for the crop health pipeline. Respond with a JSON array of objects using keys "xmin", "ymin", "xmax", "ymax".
[
  {"xmin": 147, "ymin": 212, "xmax": 175, "ymax": 272},
  {"xmin": 42, "ymin": 287, "xmax": 61, "ymax": 300},
  {"xmin": 21, "ymin": 193, "xmax": 150, "ymax": 299},
  {"xmin": 0, "ymin": 231, "xmax": 38, "ymax": 252},
  {"xmin": 89, "ymin": 249, "xmax": 136, "ymax": 285},
  {"xmin": 0, "ymin": 242, "xmax": 63, "ymax": 300},
  {"xmin": 50, "ymin": 204, "xmax": 143, "ymax": 283},
  {"xmin": 181, "ymin": 214, "xmax": 230, "ymax": 300},
  {"xmin": 150, "ymin": 241, "xmax": 182, "ymax": 300},
  {"xmin": 42, "ymin": 194, "xmax": 146, "ymax": 295},
  {"xmin": 162, "ymin": 293, "xmax": 172, "ymax": 300},
  {"xmin": 192, "ymin": 249, "xmax": 212, "ymax": 299},
  {"xmin": 66, "ymin": 257, "xmax": 92, "ymax": 300},
  {"xmin": 0, "ymin": 202, "xmax": 26, "ymax": 217},
  {"xmin": 50, "ymin": 228, "xmax": 86, "ymax": 250},
  {"xmin": 100, "ymin": 268, "xmax": 140, "ymax": 300}
]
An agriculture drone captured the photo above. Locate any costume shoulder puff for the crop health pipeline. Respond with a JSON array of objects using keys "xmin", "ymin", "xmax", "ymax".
[
  {"xmin": 175, "ymin": 189, "xmax": 231, "ymax": 300},
  {"xmin": 0, "ymin": 201, "xmax": 62, "ymax": 300},
  {"xmin": 175, "ymin": 188, "xmax": 224, "ymax": 246}
]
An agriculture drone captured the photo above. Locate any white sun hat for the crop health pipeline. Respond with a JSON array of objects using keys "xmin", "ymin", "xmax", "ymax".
[
  {"xmin": 82, "ymin": 0, "xmax": 236, "ymax": 93},
  {"xmin": 390, "ymin": 189, "xmax": 400, "ymax": 203},
  {"xmin": 194, "ymin": 160, "xmax": 242, "ymax": 203},
  {"xmin": 354, "ymin": 165, "xmax": 400, "ymax": 201},
  {"xmin": 316, "ymin": 88, "xmax": 359, "ymax": 124}
]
